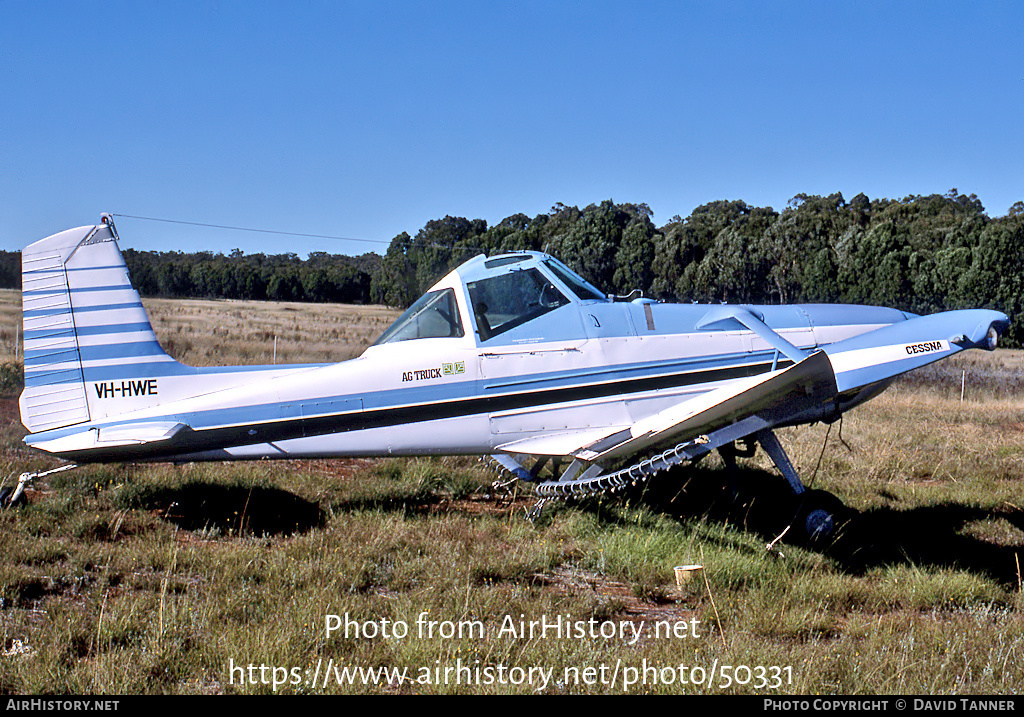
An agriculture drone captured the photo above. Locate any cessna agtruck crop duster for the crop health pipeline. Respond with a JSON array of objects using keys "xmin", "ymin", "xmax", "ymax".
[{"xmin": 9, "ymin": 216, "xmax": 1009, "ymax": 542}]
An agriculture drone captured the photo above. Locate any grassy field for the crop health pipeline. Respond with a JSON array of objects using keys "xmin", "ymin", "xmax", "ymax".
[{"xmin": 1, "ymin": 291, "xmax": 1023, "ymax": 695}]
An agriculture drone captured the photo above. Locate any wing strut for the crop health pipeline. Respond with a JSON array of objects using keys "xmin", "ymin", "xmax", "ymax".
[{"xmin": 695, "ymin": 305, "xmax": 810, "ymax": 364}]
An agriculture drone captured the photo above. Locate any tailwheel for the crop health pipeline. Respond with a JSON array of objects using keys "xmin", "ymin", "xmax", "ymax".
[
  {"xmin": 0, "ymin": 466, "xmax": 77, "ymax": 509},
  {"xmin": 793, "ymin": 489, "xmax": 849, "ymax": 546},
  {"xmin": 0, "ymin": 486, "xmax": 27, "ymax": 509}
]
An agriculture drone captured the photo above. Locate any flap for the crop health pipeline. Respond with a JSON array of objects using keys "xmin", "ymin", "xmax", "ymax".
[{"xmin": 496, "ymin": 426, "xmax": 630, "ymax": 457}]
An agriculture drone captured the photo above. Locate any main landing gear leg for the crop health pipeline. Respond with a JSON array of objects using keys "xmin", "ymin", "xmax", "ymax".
[
  {"xmin": 718, "ymin": 436, "xmax": 757, "ymax": 501},
  {"xmin": 756, "ymin": 430, "xmax": 847, "ymax": 546}
]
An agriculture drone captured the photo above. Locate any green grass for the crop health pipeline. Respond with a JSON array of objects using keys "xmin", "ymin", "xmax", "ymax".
[{"xmin": 1, "ymin": 296, "xmax": 1022, "ymax": 694}]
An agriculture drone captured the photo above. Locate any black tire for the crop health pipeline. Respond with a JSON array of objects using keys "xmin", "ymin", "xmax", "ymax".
[
  {"xmin": 793, "ymin": 489, "xmax": 848, "ymax": 546},
  {"xmin": 0, "ymin": 486, "xmax": 27, "ymax": 509}
]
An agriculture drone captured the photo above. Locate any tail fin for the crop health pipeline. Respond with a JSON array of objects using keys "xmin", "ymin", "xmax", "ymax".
[{"xmin": 20, "ymin": 217, "xmax": 182, "ymax": 433}]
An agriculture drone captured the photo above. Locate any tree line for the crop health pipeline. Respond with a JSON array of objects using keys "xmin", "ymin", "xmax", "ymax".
[
  {"xmin": 374, "ymin": 191, "xmax": 1024, "ymax": 346},
  {"xmin": 119, "ymin": 249, "xmax": 382, "ymax": 305},
  {"xmin": 0, "ymin": 247, "xmax": 381, "ymax": 305},
  {"xmin": 0, "ymin": 190, "xmax": 1021, "ymax": 344}
]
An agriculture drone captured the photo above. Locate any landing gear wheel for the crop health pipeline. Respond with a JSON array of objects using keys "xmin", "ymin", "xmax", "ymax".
[
  {"xmin": 793, "ymin": 489, "xmax": 847, "ymax": 546},
  {"xmin": 0, "ymin": 486, "xmax": 27, "ymax": 509}
]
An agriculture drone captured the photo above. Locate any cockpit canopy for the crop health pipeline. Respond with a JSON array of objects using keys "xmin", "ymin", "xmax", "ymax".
[{"xmin": 373, "ymin": 252, "xmax": 605, "ymax": 346}]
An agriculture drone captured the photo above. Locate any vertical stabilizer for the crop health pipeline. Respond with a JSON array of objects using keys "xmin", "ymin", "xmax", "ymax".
[{"xmin": 20, "ymin": 218, "xmax": 180, "ymax": 433}]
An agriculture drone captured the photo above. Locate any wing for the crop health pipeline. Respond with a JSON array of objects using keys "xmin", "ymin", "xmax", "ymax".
[
  {"xmin": 495, "ymin": 306, "xmax": 1008, "ymax": 487},
  {"xmin": 497, "ymin": 349, "xmax": 838, "ymax": 466}
]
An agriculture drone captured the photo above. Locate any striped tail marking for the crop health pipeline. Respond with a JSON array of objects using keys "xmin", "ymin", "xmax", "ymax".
[{"xmin": 20, "ymin": 222, "xmax": 179, "ymax": 433}]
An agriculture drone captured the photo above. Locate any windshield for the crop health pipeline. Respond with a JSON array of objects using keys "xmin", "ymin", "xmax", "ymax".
[
  {"xmin": 373, "ymin": 288, "xmax": 465, "ymax": 345},
  {"xmin": 544, "ymin": 260, "xmax": 606, "ymax": 301},
  {"xmin": 468, "ymin": 268, "xmax": 569, "ymax": 341}
]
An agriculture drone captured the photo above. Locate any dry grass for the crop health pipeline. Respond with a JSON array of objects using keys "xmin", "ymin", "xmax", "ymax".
[
  {"xmin": 0, "ymin": 289, "xmax": 400, "ymax": 367},
  {"xmin": 1, "ymin": 293, "xmax": 1022, "ymax": 695},
  {"xmin": 0, "ymin": 289, "xmax": 21, "ymax": 365},
  {"xmin": 143, "ymin": 297, "xmax": 399, "ymax": 366},
  {"xmin": 771, "ymin": 354, "xmax": 1024, "ymax": 511}
]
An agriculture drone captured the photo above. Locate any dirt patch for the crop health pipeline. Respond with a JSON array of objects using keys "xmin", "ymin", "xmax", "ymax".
[
  {"xmin": 0, "ymin": 396, "xmax": 21, "ymax": 425},
  {"xmin": 431, "ymin": 491, "xmax": 537, "ymax": 517},
  {"xmin": 532, "ymin": 566, "xmax": 704, "ymax": 645}
]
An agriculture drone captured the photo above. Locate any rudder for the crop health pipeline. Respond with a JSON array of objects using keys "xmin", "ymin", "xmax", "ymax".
[{"xmin": 20, "ymin": 217, "xmax": 180, "ymax": 433}]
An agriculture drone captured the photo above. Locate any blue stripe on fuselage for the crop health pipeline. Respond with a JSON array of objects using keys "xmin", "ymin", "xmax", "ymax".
[{"xmin": 27, "ymin": 349, "xmax": 783, "ymax": 443}]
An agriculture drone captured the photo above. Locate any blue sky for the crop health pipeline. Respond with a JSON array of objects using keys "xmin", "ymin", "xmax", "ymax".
[{"xmin": 2, "ymin": 1, "xmax": 1022, "ymax": 257}]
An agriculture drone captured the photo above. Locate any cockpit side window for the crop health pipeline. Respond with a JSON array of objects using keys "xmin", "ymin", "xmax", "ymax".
[
  {"xmin": 468, "ymin": 268, "xmax": 569, "ymax": 341},
  {"xmin": 372, "ymin": 288, "xmax": 465, "ymax": 345}
]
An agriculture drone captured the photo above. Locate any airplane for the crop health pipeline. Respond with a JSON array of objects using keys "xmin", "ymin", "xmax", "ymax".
[{"xmin": 5, "ymin": 215, "xmax": 1010, "ymax": 543}]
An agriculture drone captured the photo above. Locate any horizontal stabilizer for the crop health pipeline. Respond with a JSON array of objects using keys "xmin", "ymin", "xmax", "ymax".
[{"xmin": 25, "ymin": 421, "xmax": 188, "ymax": 456}]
